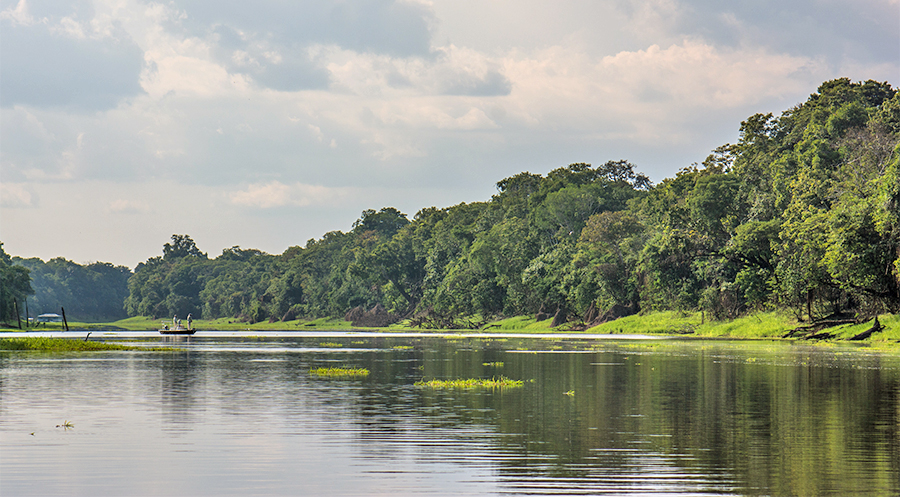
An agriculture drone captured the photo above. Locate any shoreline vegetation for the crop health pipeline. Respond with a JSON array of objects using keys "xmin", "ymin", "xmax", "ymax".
[
  {"xmin": 0, "ymin": 337, "xmax": 170, "ymax": 352},
  {"xmin": 2, "ymin": 311, "xmax": 897, "ymax": 346}
]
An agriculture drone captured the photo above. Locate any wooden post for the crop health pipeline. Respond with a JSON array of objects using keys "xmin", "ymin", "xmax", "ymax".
[
  {"xmin": 61, "ymin": 307, "xmax": 70, "ymax": 332},
  {"xmin": 14, "ymin": 300, "xmax": 22, "ymax": 329}
]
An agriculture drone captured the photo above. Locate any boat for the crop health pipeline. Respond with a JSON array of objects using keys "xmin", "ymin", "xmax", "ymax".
[{"xmin": 159, "ymin": 324, "xmax": 196, "ymax": 335}]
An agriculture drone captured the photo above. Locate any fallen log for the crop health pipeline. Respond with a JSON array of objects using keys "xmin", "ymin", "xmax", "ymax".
[
  {"xmin": 783, "ymin": 318, "xmax": 858, "ymax": 339},
  {"xmin": 802, "ymin": 331, "xmax": 834, "ymax": 340},
  {"xmin": 848, "ymin": 317, "xmax": 882, "ymax": 341}
]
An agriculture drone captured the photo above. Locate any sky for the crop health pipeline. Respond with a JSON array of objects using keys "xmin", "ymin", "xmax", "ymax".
[{"xmin": 1, "ymin": 0, "xmax": 898, "ymax": 269}]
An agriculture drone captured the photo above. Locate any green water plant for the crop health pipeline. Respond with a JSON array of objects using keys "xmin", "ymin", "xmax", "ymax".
[
  {"xmin": 0, "ymin": 337, "xmax": 166, "ymax": 352},
  {"xmin": 414, "ymin": 376, "xmax": 524, "ymax": 389},
  {"xmin": 309, "ymin": 367, "xmax": 370, "ymax": 377}
]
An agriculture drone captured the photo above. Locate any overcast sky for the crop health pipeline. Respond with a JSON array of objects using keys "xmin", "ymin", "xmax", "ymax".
[{"xmin": 1, "ymin": 0, "xmax": 898, "ymax": 268}]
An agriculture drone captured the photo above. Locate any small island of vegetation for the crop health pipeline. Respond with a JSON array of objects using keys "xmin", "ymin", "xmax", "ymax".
[
  {"xmin": 0, "ymin": 337, "xmax": 168, "ymax": 352},
  {"xmin": 310, "ymin": 367, "xmax": 370, "ymax": 378},
  {"xmin": 414, "ymin": 377, "xmax": 524, "ymax": 389}
]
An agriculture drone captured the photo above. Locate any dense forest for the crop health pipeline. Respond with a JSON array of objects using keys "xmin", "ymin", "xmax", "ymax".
[
  {"xmin": 0, "ymin": 243, "xmax": 132, "ymax": 323},
  {"xmin": 3, "ymin": 78, "xmax": 899, "ymax": 327},
  {"xmin": 13, "ymin": 256, "xmax": 131, "ymax": 321}
]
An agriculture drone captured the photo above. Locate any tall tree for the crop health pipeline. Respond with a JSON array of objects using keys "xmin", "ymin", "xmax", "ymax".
[{"xmin": 0, "ymin": 243, "xmax": 33, "ymax": 324}]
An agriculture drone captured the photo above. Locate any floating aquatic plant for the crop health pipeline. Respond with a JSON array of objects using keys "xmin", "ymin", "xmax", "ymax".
[
  {"xmin": 0, "ymin": 337, "xmax": 166, "ymax": 352},
  {"xmin": 318, "ymin": 342, "xmax": 343, "ymax": 348},
  {"xmin": 414, "ymin": 376, "xmax": 523, "ymax": 389},
  {"xmin": 309, "ymin": 367, "xmax": 369, "ymax": 377},
  {"xmin": 482, "ymin": 362, "xmax": 504, "ymax": 367}
]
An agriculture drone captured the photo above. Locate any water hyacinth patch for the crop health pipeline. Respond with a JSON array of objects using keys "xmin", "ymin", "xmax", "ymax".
[
  {"xmin": 0, "ymin": 337, "xmax": 166, "ymax": 352},
  {"xmin": 414, "ymin": 376, "xmax": 524, "ymax": 389},
  {"xmin": 309, "ymin": 367, "xmax": 370, "ymax": 378}
]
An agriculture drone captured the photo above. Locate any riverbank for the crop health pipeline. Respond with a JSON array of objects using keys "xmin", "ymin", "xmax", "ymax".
[
  {"xmin": 3, "ymin": 311, "xmax": 897, "ymax": 345},
  {"xmin": 585, "ymin": 311, "xmax": 899, "ymax": 343}
]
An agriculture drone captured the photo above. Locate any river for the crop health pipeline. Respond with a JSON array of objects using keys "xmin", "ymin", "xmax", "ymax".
[{"xmin": 1, "ymin": 332, "xmax": 898, "ymax": 496}]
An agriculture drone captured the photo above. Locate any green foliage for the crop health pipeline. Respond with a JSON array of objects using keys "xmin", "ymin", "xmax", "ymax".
[
  {"xmin": 309, "ymin": 367, "xmax": 369, "ymax": 377},
  {"xmin": 636, "ymin": 78, "xmax": 899, "ymax": 319},
  {"xmin": 352, "ymin": 207, "xmax": 409, "ymax": 237},
  {"xmin": 0, "ymin": 242, "xmax": 33, "ymax": 324},
  {"xmin": 414, "ymin": 376, "xmax": 523, "ymax": 389},
  {"xmin": 126, "ymin": 237, "xmax": 281, "ymax": 322},
  {"xmin": 0, "ymin": 337, "xmax": 157, "ymax": 351},
  {"xmin": 14, "ymin": 257, "xmax": 132, "ymax": 321},
  {"xmin": 163, "ymin": 234, "xmax": 207, "ymax": 261}
]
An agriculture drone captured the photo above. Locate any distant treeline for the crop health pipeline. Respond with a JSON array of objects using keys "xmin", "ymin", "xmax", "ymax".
[
  {"xmin": 3, "ymin": 78, "xmax": 899, "ymax": 325},
  {"xmin": 1, "ymin": 250, "xmax": 131, "ymax": 322}
]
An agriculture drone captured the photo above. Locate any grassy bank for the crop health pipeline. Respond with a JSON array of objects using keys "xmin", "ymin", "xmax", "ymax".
[
  {"xmin": 583, "ymin": 311, "xmax": 899, "ymax": 343},
  {"xmin": 3, "ymin": 311, "xmax": 897, "ymax": 344},
  {"xmin": 0, "ymin": 337, "xmax": 167, "ymax": 352}
]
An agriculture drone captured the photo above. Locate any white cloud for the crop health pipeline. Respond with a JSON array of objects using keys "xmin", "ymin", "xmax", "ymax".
[
  {"xmin": 107, "ymin": 198, "xmax": 150, "ymax": 214},
  {"xmin": 229, "ymin": 182, "xmax": 354, "ymax": 209},
  {"xmin": 325, "ymin": 44, "xmax": 512, "ymax": 97},
  {"xmin": 53, "ymin": 16, "xmax": 87, "ymax": 39},
  {"xmin": 0, "ymin": 183, "xmax": 36, "ymax": 208},
  {"xmin": 598, "ymin": 40, "xmax": 825, "ymax": 108},
  {"xmin": 492, "ymin": 39, "xmax": 830, "ymax": 148},
  {"xmin": 1, "ymin": 0, "xmax": 896, "ymax": 266},
  {"xmin": 0, "ymin": 0, "xmax": 35, "ymax": 26}
]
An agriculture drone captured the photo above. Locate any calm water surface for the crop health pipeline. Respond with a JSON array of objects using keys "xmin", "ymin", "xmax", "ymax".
[{"xmin": 1, "ymin": 332, "xmax": 898, "ymax": 496}]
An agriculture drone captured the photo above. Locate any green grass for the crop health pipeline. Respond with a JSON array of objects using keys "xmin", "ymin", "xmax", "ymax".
[
  {"xmin": 0, "ymin": 337, "xmax": 165, "ymax": 352},
  {"xmin": 481, "ymin": 316, "xmax": 557, "ymax": 331},
  {"xmin": 414, "ymin": 376, "xmax": 524, "ymax": 389},
  {"xmin": 587, "ymin": 310, "xmax": 797, "ymax": 338},
  {"xmin": 693, "ymin": 311, "xmax": 797, "ymax": 338},
  {"xmin": 586, "ymin": 310, "xmax": 899, "ymax": 343},
  {"xmin": 8, "ymin": 311, "xmax": 893, "ymax": 346},
  {"xmin": 587, "ymin": 310, "xmax": 704, "ymax": 335},
  {"xmin": 807, "ymin": 314, "xmax": 900, "ymax": 342},
  {"xmin": 309, "ymin": 367, "xmax": 370, "ymax": 377}
]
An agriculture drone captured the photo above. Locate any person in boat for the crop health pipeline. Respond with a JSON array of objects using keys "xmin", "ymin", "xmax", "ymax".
[
  {"xmin": 187, "ymin": 314, "xmax": 193, "ymax": 330},
  {"xmin": 173, "ymin": 315, "xmax": 178, "ymax": 328}
]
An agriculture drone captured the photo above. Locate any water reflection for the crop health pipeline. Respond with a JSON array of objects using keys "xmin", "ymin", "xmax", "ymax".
[
  {"xmin": 160, "ymin": 349, "xmax": 202, "ymax": 433},
  {"xmin": 0, "ymin": 337, "xmax": 898, "ymax": 496}
]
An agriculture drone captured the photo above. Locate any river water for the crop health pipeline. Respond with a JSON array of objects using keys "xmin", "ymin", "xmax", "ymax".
[{"xmin": 1, "ymin": 332, "xmax": 898, "ymax": 496}]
